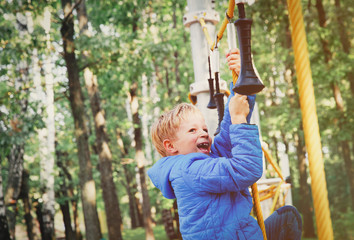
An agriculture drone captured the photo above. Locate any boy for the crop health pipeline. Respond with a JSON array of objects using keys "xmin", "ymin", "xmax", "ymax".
[{"xmin": 148, "ymin": 49, "xmax": 302, "ymax": 239}]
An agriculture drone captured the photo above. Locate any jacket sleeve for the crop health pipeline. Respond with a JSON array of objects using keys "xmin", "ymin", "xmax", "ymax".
[
  {"xmin": 211, "ymin": 82, "xmax": 256, "ymax": 158},
  {"xmin": 181, "ymin": 124, "xmax": 263, "ymax": 193}
]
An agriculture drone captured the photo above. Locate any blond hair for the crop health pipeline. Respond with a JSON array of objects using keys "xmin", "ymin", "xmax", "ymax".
[{"xmin": 151, "ymin": 103, "xmax": 202, "ymax": 157}]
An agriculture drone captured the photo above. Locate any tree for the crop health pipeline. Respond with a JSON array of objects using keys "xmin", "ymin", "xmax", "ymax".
[
  {"xmin": 129, "ymin": 82, "xmax": 155, "ymax": 240},
  {"xmin": 313, "ymin": 0, "xmax": 354, "ymax": 210},
  {"xmin": 75, "ymin": 1, "xmax": 123, "ymax": 239},
  {"xmin": 56, "ymin": 146, "xmax": 77, "ymax": 240},
  {"xmin": 4, "ymin": 9, "xmax": 31, "ymax": 239},
  {"xmin": 60, "ymin": 1, "xmax": 102, "ymax": 239},
  {"xmin": 0, "ymin": 157, "xmax": 10, "ymax": 240}
]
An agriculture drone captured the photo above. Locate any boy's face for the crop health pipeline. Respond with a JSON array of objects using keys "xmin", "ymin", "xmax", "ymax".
[{"xmin": 169, "ymin": 113, "xmax": 212, "ymax": 155}]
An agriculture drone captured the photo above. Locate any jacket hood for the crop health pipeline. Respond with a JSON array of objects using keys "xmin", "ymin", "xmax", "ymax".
[{"xmin": 148, "ymin": 156, "xmax": 180, "ymax": 199}]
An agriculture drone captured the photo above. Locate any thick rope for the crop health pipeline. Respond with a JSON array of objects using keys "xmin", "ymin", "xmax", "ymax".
[
  {"xmin": 270, "ymin": 181, "xmax": 283, "ymax": 214},
  {"xmin": 251, "ymin": 184, "xmax": 267, "ymax": 240},
  {"xmin": 262, "ymin": 146, "xmax": 284, "ymax": 181},
  {"xmin": 287, "ymin": 0, "xmax": 333, "ymax": 239},
  {"xmin": 211, "ymin": 0, "xmax": 235, "ymax": 51}
]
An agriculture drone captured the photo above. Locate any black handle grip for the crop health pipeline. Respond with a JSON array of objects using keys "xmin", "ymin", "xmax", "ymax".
[
  {"xmin": 214, "ymin": 93, "xmax": 224, "ymax": 136},
  {"xmin": 207, "ymin": 78, "xmax": 217, "ymax": 109},
  {"xmin": 232, "ymin": 18, "xmax": 264, "ymax": 95}
]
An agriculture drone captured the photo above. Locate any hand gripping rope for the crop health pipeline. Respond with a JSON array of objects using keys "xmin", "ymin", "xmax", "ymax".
[{"xmin": 194, "ymin": 0, "xmax": 267, "ymax": 238}]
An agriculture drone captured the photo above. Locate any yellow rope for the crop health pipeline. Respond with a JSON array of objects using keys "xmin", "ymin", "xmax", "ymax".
[
  {"xmin": 211, "ymin": 0, "xmax": 235, "ymax": 51},
  {"xmin": 224, "ymin": 89, "xmax": 230, "ymax": 97},
  {"xmin": 287, "ymin": 0, "xmax": 333, "ymax": 239},
  {"xmin": 194, "ymin": 1, "xmax": 239, "ymax": 86},
  {"xmin": 197, "ymin": 16, "xmax": 214, "ymax": 47},
  {"xmin": 262, "ymin": 147, "xmax": 284, "ymax": 181},
  {"xmin": 251, "ymin": 184, "xmax": 267, "ymax": 240},
  {"xmin": 270, "ymin": 181, "xmax": 283, "ymax": 214}
]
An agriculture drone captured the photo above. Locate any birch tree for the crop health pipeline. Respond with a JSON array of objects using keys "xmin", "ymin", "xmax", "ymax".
[
  {"xmin": 5, "ymin": 9, "xmax": 31, "ymax": 239},
  {"xmin": 32, "ymin": 8, "xmax": 56, "ymax": 239}
]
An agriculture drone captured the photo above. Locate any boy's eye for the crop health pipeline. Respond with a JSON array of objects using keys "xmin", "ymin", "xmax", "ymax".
[
  {"xmin": 204, "ymin": 129, "xmax": 208, "ymax": 133},
  {"xmin": 189, "ymin": 128, "xmax": 196, "ymax": 133}
]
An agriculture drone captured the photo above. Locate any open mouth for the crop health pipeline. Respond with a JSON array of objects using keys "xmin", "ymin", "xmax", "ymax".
[{"xmin": 197, "ymin": 142, "xmax": 210, "ymax": 153}]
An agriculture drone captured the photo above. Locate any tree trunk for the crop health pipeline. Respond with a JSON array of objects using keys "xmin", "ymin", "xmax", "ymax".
[
  {"xmin": 55, "ymin": 144, "xmax": 82, "ymax": 240},
  {"xmin": 59, "ymin": 200, "xmax": 76, "ymax": 240},
  {"xmin": 71, "ymin": 193, "xmax": 82, "ymax": 240},
  {"xmin": 60, "ymin": 1, "xmax": 102, "ymax": 239},
  {"xmin": 129, "ymin": 82, "xmax": 155, "ymax": 240},
  {"xmin": 5, "ymin": 9, "xmax": 31, "ymax": 238},
  {"xmin": 33, "ymin": 11, "xmax": 56, "ymax": 237},
  {"xmin": 75, "ymin": 1, "xmax": 123, "ymax": 238},
  {"xmin": 84, "ymin": 69, "xmax": 123, "ymax": 240},
  {"xmin": 19, "ymin": 169, "xmax": 35, "ymax": 240},
  {"xmin": 5, "ymin": 143, "xmax": 25, "ymax": 239},
  {"xmin": 294, "ymin": 131, "xmax": 316, "ymax": 238},
  {"xmin": 35, "ymin": 200, "xmax": 45, "ymax": 239},
  {"xmin": 122, "ymin": 98, "xmax": 145, "ymax": 228},
  {"xmin": 334, "ymin": 0, "xmax": 354, "ymax": 95},
  {"xmin": 315, "ymin": 0, "xmax": 354, "ymax": 210},
  {"xmin": 123, "ymin": 164, "xmax": 142, "ymax": 229},
  {"xmin": 172, "ymin": 3, "xmax": 181, "ymax": 86},
  {"xmin": 42, "ymin": 8, "xmax": 56, "ymax": 240},
  {"xmin": 0, "ymin": 157, "xmax": 11, "ymax": 240},
  {"xmin": 56, "ymin": 147, "xmax": 77, "ymax": 240},
  {"xmin": 334, "ymin": 0, "xmax": 354, "ymax": 193},
  {"xmin": 141, "ymin": 74, "xmax": 153, "ymax": 163},
  {"xmin": 116, "ymin": 131, "xmax": 143, "ymax": 229}
]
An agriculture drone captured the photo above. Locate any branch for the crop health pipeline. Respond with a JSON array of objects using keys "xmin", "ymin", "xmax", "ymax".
[
  {"xmin": 62, "ymin": 0, "xmax": 83, "ymax": 24},
  {"xmin": 79, "ymin": 50, "xmax": 121, "ymax": 72}
]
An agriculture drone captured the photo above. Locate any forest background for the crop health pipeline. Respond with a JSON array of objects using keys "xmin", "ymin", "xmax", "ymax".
[{"xmin": 0, "ymin": 0, "xmax": 353, "ymax": 239}]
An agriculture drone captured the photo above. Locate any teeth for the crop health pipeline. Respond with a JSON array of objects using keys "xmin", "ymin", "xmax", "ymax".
[{"xmin": 198, "ymin": 143, "xmax": 209, "ymax": 149}]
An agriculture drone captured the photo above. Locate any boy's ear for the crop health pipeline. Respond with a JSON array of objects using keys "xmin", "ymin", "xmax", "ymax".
[{"xmin": 163, "ymin": 139, "xmax": 178, "ymax": 155}]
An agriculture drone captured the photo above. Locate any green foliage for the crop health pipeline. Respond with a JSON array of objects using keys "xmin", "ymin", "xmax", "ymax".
[
  {"xmin": 121, "ymin": 224, "xmax": 168, "ymax": 240},
  {"xmin": 1, "ymin": 0, "xmax": 354, "ymax": 238}
]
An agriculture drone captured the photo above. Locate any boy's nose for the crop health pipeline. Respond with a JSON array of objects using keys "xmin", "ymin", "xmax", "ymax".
[{"xmin": 199, "ymin": 130, "xmax": 208, "ymax": 137}]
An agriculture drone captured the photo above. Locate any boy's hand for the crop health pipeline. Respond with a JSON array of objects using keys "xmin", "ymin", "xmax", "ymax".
[
  {"xmin": 226, "ymin": 48, "xmax": 241, "ymax": 75},
  {"xmin": 229, "ymin": 94, "xmax": 249, "ymax": 124}
]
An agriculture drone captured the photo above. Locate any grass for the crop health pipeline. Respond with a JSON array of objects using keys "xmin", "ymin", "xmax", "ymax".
[{"xmin": 122, "ymin": 225, "xmax": 169, "ymax": 240}]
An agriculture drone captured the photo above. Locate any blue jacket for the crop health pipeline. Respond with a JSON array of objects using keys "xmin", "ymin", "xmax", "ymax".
[{"xmin": 148, "ymin": 87, "xmax": 263, "ymax": 239}]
